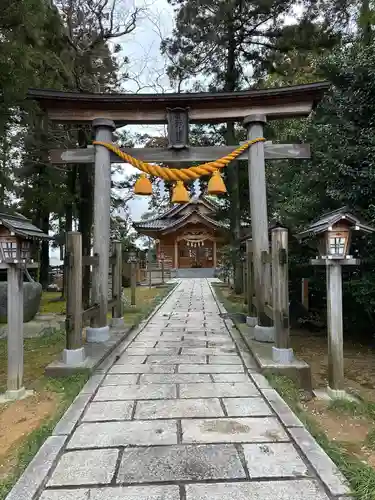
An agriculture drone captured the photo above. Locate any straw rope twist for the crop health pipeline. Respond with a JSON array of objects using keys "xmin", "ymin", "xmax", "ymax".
[{"xmin": 92, "ymin": 137, "xmax": 265, "ymax": 182}]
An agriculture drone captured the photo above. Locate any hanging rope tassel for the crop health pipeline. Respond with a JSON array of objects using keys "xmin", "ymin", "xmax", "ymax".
[
  {"xmin": 134, "ymin": 174, "xmax": 153, "ymax": 195},
  {"xmin": 207, "ymin": 170, "xmax": 227, "ymax": 195},
  {"xmin": 171, "ymin": 181, "xmax": 190, "ymax": 204}
]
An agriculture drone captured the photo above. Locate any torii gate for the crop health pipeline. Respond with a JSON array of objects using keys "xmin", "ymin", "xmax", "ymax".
[{"xmin": 28, "ymin": 82, "xmax": 328, "ymax": 350}]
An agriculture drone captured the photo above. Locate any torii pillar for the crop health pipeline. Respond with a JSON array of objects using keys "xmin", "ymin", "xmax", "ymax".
[
  {"xmin": 244, "ymin": 114, "xmax": 275, "ymax": 341},
  {"xmin": 86, "ymin": 118, "xmax": 116, "ymax": 343}
]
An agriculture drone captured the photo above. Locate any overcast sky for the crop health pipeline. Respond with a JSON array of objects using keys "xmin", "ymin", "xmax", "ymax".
[
  {"xmin": 114, "ymin": 0, "xmax": 175, "ymax": 222},
  {"xmin": 51, "ymin": 0, "xmax": 175, "ymax": 264}
]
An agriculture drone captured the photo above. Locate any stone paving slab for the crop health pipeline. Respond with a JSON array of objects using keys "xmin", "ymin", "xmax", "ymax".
[
  {"xmin": 117, "ymin": 444, "xmax": 245, "ymax": 483},
  {"xmin": 109, "ymin": 364, "xmax": 175, "ymax": 374},
  {"xmin": 101, "ymin": 374, "xmax": 139, "ymax": 385},
  {"xmin": 94, "ymin": 384, "xmax": 177, "ymax": 401},
  {"xmin": 82, "ymin": 401, "xmax": 134, "ymax": 421},
  {"xmin": 155, "ymin": 335, "xmax": 184, "ymax": 341},
  {"xmin": 209, "ymin": 355, "xmax": 243, "ymax": 364},
  {"xmin": 181, "ymin": 347, "xmax": 237, "ymax": 355},
  {"xmin": 135, "ymin": 398, "xmax": 224, "ymax": 419},
  {"xmin": 185, "ymin": 480, "xmax": 331, "ymax": 500},
  {"xmin": 115, "ymin": 354, "xmax": 147, "ymax": 364},
  {"xmin": 179, "ymin": 382, "xmax": 258, "ymax": 398},
  {"xmin": 212, "ymin": 373, "xmax": 249, "ymax": 382},
  {"xmin": 156, "ymin": 340, "xmax": 208, "ymax": 347},
  {"xmin": 139, "ymin": 373, "xmax": 211, "ymax": 384},
  {"xmin": 67, "ymin": 420, "xmax": 178, "ymax": 448},
  {"xmin": 40, "ymin": 486, "xmax": 180, "ymax": 500},
  {"xmin": 243, "ymin": 443, "xmax": 310, "ymax": 477},
  {"xmin": 130, "ymin": 341, "xmax": 157, "ymax": 347},
  {"xmin": 127, "ymin": 347, "xmax": 180, "ymax": 355},
  {"xmin": 147, "ymin": 355, "xmax": 207, "ymax": 364},
  {"xmin": 207, "ymin": 340, "xmax": 236, "ymax": 347},
  {"xmin": 184, "ymin": 335, "xmax": 231, "ymax": 342},
  {"xmin": 181, "ymin": 417, "xmax": 289, "ymax": 443},
  {"xmin": 47, "ymin": 449, "xmax": 118, "ymax": 486},
  {"xmin": 222, "ymin": 397, "xmax": 273, "ymax": 417},
  {"xmin": 178, "ymin": 364, "xmax": 244, "ymax": 373}
]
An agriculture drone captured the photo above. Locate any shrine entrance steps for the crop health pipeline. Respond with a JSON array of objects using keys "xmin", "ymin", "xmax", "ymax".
[
  {"xmin": 10, "ymin": 279, "xmax": 350, "ymax": 500},
  {"xmin": 173, "ymin": 267, "xmax": 215, "ymax": 278}
]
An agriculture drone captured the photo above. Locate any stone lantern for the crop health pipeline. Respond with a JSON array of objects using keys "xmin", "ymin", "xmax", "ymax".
[{"xmin": 299, "ymin": 207, "xmax": 375, "ymax": 399}]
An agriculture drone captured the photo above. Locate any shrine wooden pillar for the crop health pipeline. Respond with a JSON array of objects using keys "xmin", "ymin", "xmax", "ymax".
[
  {"xmin": 213, "ymin": 240, "xmax": 217, "ymax": 268},
  {"xmin": 87, "ymin": 118, "xmax": 116, "ymax": 342},
  {"xmin": 244, "ymin": 114, "xmax": 274, "ymax": 340}
]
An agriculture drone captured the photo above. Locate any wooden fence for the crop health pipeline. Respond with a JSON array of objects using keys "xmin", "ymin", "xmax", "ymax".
[
  {"xmin": 65, "ymin": 232, "xmax": 123, "ymax": 350},
  {"xmin": 243, "ymin": 227, "xmax": 290, "ymax": 349}
]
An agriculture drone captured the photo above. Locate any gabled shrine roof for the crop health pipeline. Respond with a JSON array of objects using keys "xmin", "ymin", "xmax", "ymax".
[{"xmin": 133, "ymin": 196, "xmax": 226, "ymax": 234}]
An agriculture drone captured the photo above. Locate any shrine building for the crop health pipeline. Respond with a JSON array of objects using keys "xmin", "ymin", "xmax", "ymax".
[{"xmin": 133, "ymin": 196, "xmax": 229, "ymax": 269}]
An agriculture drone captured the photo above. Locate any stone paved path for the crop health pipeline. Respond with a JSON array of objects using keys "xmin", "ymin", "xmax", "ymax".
[{"xmin": 8, "ymin": 279, "xmax": 351, "ymax": 500}]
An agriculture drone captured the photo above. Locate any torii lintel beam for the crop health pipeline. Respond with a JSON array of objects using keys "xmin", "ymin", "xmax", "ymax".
[
  {"xmin": 27, "ymin": 81, "xmax": 329, "ymax": 124},
  {"xmin": 49, "ymin": 143, "xmax": 310, "ymax": 164}
]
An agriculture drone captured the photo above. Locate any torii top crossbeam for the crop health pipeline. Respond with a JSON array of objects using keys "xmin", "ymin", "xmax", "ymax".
[{"xmin": 27, "ymin": 81, "xmax": 329, "ymax": 124}]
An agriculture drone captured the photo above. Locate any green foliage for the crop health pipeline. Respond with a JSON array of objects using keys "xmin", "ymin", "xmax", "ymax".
[
  {"xmin": 329, "ymin": 398, "xmax": 375, "ymax": 421},
  {"xmin": 162, "ymin": 0, "xmax": 347, "ymax": 90},
  {"xmin": 266, "ymin": 38, "xmax": 375, "ymax": 338},
  {"xmin": 267, "ymin": 374, "xmax": 375, "ymax": 500}
]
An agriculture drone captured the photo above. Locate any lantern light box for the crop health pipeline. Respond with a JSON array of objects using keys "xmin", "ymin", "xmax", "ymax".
[
  {"xmin": 0, "ymin": 210, "xmax": 50, "ymax": 266},
  {"xmin": 298, "ymin": 207, "xmax": 375, "ymax": 260}
]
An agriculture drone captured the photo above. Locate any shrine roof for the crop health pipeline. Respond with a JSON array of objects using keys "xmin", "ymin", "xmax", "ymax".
[
  {"xmin": 133, "ymin": 196, "xmax": 225, "ymax": 233},
  {"xmin": 0, "ymin": 211, "xmax": 50, "ymax": 239},
  {"xmin": 27, "ymin": 81, "xmax": 329, "ymax": 124}
]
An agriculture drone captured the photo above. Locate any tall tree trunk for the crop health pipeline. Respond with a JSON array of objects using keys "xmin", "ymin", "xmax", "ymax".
[
  {"xmin": 61, "ymin": 165, "xmax": 76, "ymax": 299},
  {"xmin": 40, "ymin": 212, "xmax": 50, "ymax": 289},
  {"xmin": 224, "ymin": 16, "xmax": 243, "ymax": 294},
  {"xmin": 359, "ymin": 0, "xmax": 372, "ymax": 44},
  {"xmin": 38, "ymin": 115, "xmax": 51, "ymax": 290},
  {"xmin": 77, "ymin": 128, "xmax": 93, "ymax": 309}
]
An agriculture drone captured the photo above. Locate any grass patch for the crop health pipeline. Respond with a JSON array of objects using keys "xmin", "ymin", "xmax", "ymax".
[
  {"xmin": 366, "ymin": 428, "xmax": 375, "ymax": 451},
  {"xmin": 0, "ymin": 372, "xmax": 89, "ymax": 500},
  {"xmin": 211, "ymin": 283, "xmax": 248, "ymax": 315},
  {"xmin": 266, "ymin": 373, "xmax": 375, "ymax": 500},
  {"xmin": 39, "ymin": 292, "xmax": 66, "ymax": 315},
  {"xmin": 328, "ymin": 398, "xmax": 375, "ymax": 422},
  {"xmin": 0, "ymin": 329, "xmax": 66, "ymax": 392}
]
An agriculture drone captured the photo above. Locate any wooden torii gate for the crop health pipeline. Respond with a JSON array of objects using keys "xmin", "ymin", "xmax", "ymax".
[{"xmin": 28, "ymin": 82, "xmax": 329, "ymax": 356}]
